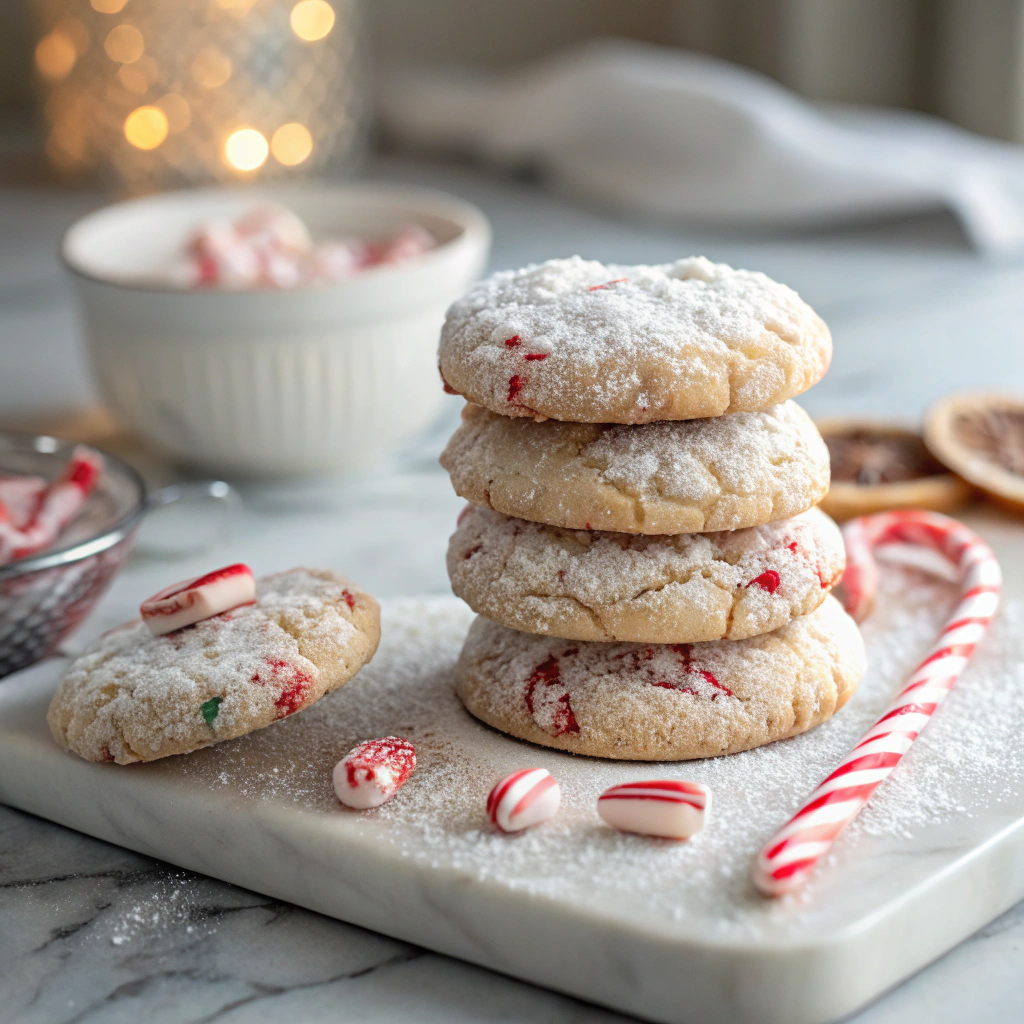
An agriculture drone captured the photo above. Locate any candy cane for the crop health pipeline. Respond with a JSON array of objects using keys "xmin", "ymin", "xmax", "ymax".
[{"xmin": 752, "ymin": 510, "xmax": 1000, "ymax": 897}]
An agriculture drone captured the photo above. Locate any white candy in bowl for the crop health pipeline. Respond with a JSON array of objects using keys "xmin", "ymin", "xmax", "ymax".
[{"xmin": 62, "ymin": 184, "xmax": 491, "ymax": 475}]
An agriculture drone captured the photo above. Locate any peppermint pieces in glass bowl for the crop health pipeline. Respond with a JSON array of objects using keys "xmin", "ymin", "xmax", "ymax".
[{"xmin": 0, "ymin": 433, "xmax": 145, "ymax": 679}]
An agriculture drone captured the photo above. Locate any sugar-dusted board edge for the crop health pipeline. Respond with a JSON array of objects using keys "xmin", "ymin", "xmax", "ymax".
[{"xmin": 4, "ymin": 644, "xmax": 1024, "ymax": 1024}]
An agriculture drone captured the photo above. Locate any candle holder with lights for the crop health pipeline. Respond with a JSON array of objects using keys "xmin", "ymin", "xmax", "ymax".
[{"xmin": 31, "ymin": 0, "xmax": 367, "ymax": 190}]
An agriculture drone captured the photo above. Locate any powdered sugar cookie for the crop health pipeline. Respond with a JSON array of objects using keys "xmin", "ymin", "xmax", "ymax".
[
  {"xmin": 440, "ymin": 401, "xmax": 829, "ymax": 534},
  {"xmin": 438, "ymin": 256, "xmax": 831, "ymax": 423},
  {"xmin": 449, "ymin": 506, "xmax": 844, "ymax": 644},
  {"xmin": 47, "ymin": 569, "xmax": 380, "ymax": 764},
  {"xmin": 455, "ymin": 596, "xmax": 864, "ymax": 760}
]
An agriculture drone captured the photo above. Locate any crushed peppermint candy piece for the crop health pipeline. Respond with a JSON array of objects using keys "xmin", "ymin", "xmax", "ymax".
[
  {"xmin": 0, "ymin": 447, "xmax": 103, "ymax": 566},
  {"xmin": 172, "ymin": 204, "xmax": 437, "ymax": 290},
  {"xmin": 334, "ymin": 736, "xmax": 416, "ymax": 809},
  {"xmin": 598, "ymin": 780, "xmax": 711, "ymax": 840},
  {"xmin": 487, "ymin": 768, "xmax": 561, "ymax": 833},
  {"xmin": 140, "ymin": 563, "xmax": 256, "ymax": 637}
]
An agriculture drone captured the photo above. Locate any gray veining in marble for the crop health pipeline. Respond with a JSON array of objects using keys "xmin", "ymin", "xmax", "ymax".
[{"xmin": 2, "ymin": 157, "xmax": 1024, "ymax": 1023}]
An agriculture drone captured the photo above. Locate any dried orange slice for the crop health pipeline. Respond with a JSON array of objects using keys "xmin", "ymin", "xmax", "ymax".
[
  {"xmin": 817, "ymin": 418, "xmax": 972, "ymax": 522},
  {"xmin": 925, "ymin": 392, "xmax": 1024, "ymax": 513}
]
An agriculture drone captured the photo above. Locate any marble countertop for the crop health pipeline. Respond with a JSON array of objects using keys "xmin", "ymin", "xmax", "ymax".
[{"xmin": 2, "ymin": 158, "xmax": 1024, "ymax": 1023}]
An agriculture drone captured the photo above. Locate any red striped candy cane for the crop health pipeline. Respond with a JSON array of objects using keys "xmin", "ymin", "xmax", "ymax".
[{"xmin": 753, "ymin": 510, "xmax": 1001, "ymax": 897}]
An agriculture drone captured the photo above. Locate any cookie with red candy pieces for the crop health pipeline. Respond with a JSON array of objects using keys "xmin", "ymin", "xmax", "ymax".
[
  {"xmin": 449, "ymin": 505, "xmax": 845, "ymax": 644},
  {"xmin": 47, "ymin": 568, "xmax": 380, "ymax": 764},
  {"xmin": 438, "ymin": 256, "xmax": 831, "ymax": 424},
  {"xmin": 455, "ymin": 596, "xmax": 864, "ymax": 760}
]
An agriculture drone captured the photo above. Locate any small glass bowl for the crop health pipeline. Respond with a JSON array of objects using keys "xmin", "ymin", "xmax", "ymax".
[{"xmin": 0, "ymin": 432, "xmax": 146, "ymax": 678}]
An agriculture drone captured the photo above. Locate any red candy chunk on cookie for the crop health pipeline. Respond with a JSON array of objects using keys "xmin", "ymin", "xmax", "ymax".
[
  {"xmin": 334, "ymin": 736, "xmax": 416, "ymax": 809},
  {"xmin": 141, "ymin": 563, "xmax": 256, "ymax": 636}
]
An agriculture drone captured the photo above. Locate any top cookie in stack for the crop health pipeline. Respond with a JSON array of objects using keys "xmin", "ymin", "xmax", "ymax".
[{"xmin": 438, "ymin": 256, "xmax": 865, "ymax": 760}]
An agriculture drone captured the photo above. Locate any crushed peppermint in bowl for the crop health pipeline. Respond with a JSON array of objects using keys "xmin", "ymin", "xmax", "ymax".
[
  {"xmin": 0, "ymin": 431, "xmax": 146, "ymax": 678},
  {"xmin": 61, "ymin": 183, "xmax": 491, "ymax": 475}
]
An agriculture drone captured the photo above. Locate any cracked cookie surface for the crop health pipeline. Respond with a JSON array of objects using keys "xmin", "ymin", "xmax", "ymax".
[
  {"xmin": 438, "ymin": 256, "xmax": 831, "ymax": 423},
  {"xmin": 47, "ymin": 568, "xmax": 380, "ymax": 764},
  {"xmin": 448, "ymin": 505, "xmax": 844, "ymax": 644},
  {"xmin": 441, "ymin": 400, "xmax": 829, "ymax": 534},
  {"xmin": 455, "ymin": 596, "xmax": 864, "ymax": 760}
]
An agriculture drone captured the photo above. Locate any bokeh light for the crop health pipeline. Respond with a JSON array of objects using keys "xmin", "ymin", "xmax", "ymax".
[
  {"xmin": 224, "ymin": 127, "xmax": 268, "ymax": 171},
  {"xmin": 191, "ymin": 47, "xmax": 231, "ymax": 88},
  {"xmin": 35, "ymin": 33, "xmax": 77, "ymax": 79},
  {"xmin": 117, "ymin": 65, "xmax": 148, "ymax": 94},
  {"xmin": 104, "ymin": 24, "xmax": 144, "ymax": 63},
  {"xmin": 91, "ymin": 0, "xmax": 128, "ymax": 12},
  {"xmin": 290, "ymin": 0, "xmax": 335, "ymax": 41},
  {"xmin": 156, "ymin": 92, "xmax": 191, "ymax": 133},
  {"xmin": 124, "ymin": 105, "xmax": 168, "ymax": 149},
  {"xmin": 271, "ymin": 122, "xmax": 313, "ymax": 165}
]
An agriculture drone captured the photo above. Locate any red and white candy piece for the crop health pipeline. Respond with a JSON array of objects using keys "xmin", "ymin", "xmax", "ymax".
[
  {"xmin": 753, "ymin": 510, "xmax": 1001, "ymax": 897},
  {"xmin": 333, "ymin": 736, "xmax": 416, "ymax": 809},
  {"xmin": 140, "ymin": 563, "xmax": 256, "ymax": 636},
  {"xmin": 0, "ymin": 475, "xmax": 46, "ymax": 530},
  {"xmin": 0, "ymin": 447, "xmax": 103, "ymax": 566},
  {"xmin": 486, "ymin": 768, "xmax": 561, "ymax": 833},
  {"xmin": 598, "ymin": 780, "xmax": 711, "ymax": 840}
]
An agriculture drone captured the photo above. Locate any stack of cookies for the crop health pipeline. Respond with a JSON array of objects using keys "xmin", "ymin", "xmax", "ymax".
[{"xmin": 438, "ymin": 257, "xmax": 866, "ymax": 760}]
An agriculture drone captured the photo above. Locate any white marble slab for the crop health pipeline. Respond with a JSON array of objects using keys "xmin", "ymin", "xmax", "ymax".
[{"xmin": 3, "ymin": 510, "xmax": 1024, "ymax": 1024}]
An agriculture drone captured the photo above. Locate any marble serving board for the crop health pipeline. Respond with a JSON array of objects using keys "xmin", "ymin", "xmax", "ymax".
[{"xmin": 3, "ymin": 512, "xmax": 1024, "ymax": 1024}]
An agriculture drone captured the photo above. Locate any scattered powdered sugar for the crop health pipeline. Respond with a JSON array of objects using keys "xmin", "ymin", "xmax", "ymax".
[
  {"xmin": 177, "ymin": 578, "xmax": 1024, "ymax": 937},
  {"xmin": 438, "ymin": 256, "xmax": 829, "ymax": 421},
  {"xmin": 108, "ymin": 871, "xmax": 218, "ymax": 946}
]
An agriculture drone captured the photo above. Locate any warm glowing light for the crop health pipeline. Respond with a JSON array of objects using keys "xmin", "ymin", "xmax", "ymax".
[
  {"xmin": 50, "ymin": 120, "xmax": 87, "ymax": 161},
  {"xmin": 124, "ymin": 105, "xmax": 168, "ymax": 149},
  {"xmin": 271, "ymin": 122, "xmax": 313, "ymax": 166},
  {"xmin": 35, "ymin": 33, "xmax": 77, "ymax": 79},
  {"xmin": 191, "ymin": 47, "xmax": 231, "ymax": 88},
  {"xmin": 224, "ymin": 128, "xmax": 268, "ymax": 171},
  {"xmin": 135, "ymin": 55, "xmax": 159, "ymax": 84},
  {"xmin": 104, "ymin": 24, "xmax": 144, "ymax": 63},
  {"xmin": 157, "ymin": 93, "xmax": 191, "ymax": 133},
  {"xmin": 91, "ymin": 0, "xmax": 127, "ymax": 12},
  {"xmin": 117, "ymin": 65, "xmax": 148, "ymax": 94},
  {"xmin": 290, "ymin": 0, "xmax": 335, "ymax": 41},
  {"xmin": 56, "ymin": 17, "xmax": 90, "ymax": 53}
]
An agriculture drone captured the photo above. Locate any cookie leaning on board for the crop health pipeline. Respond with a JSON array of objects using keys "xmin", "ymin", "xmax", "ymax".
[{"xmin": 47, "ymin": 564, "xmax": 380, "ymax": 764}]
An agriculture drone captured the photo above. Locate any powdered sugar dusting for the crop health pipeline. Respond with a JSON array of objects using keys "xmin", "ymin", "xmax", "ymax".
[
  {"xmin": 585, "ymin": 402, "xmax": 829, "ymax": 515},
  {"xmin": 439, "ymin": 400, "xmax": 830, "ymax": 534},
  {"xmin": 173, "ymin": 577, "xmax": 1024, "ymax": 936},
  {"xmin": 448, "ymin": 505, "xmax": 844, "ymax": 641},
  {"xmin": 438, "ymin": 256, "xmax": 830, "ymax": 421},
  {"xmin": 48, "ymin": 569, "xmax": 369, "ymax": 764}
]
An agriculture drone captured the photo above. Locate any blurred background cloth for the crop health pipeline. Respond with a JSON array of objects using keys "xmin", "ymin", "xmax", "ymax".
[{"xmin": 379, "ymin": 39, "xmax": 1024, "ymax": 256}]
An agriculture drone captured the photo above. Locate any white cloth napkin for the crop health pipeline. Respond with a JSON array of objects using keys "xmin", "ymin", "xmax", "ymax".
[{"xmin": 379, "ymin": 40, "xmax": 1024, "ymax": 256}]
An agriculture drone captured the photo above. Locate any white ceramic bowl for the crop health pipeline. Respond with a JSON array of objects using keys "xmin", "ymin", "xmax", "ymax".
[{"xmin": 62, "ymin": 184, "xmax": 491, "ymax": 475}]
